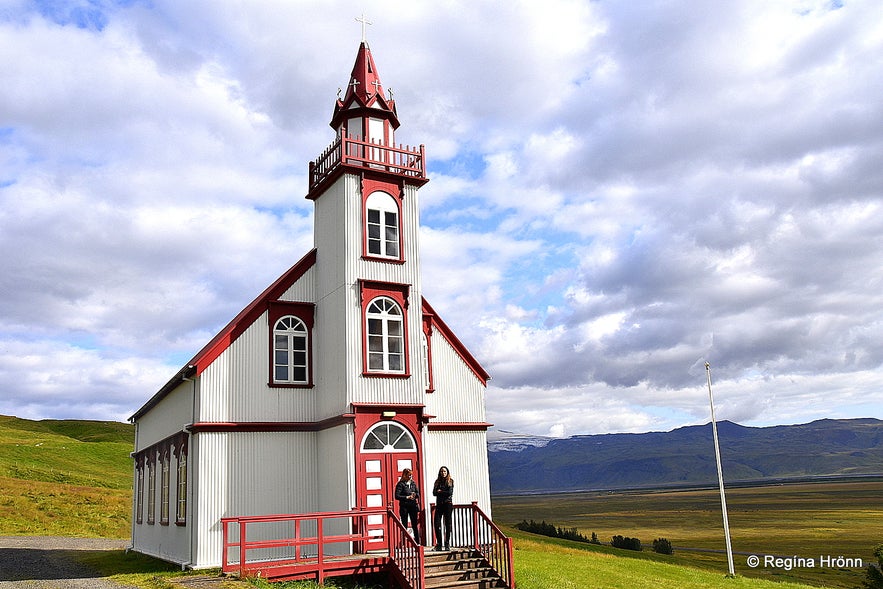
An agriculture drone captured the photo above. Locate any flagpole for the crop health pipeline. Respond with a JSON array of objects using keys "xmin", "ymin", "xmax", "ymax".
[{"xmin": 706, "ymin": 362, "xmax": 735, "ymax": 576}]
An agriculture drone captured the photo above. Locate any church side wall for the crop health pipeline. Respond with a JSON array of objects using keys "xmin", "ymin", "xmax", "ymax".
[
  {"xmin": 192, "ymin": 431, "xmax": 319, "ymax": 568},
  {"xmin": 423, "ymin": 430, "xmax": 492, "ymax": 516},
  {"xmin": 198, "ymin": 310, "xmax": 316, "ymax": 423},
  {"xmin": 136, "ymin": 382, "xmax": 194, "ymax": 450},
  {"xmin": 316, "ymin": 424, "xmax": 355, "ymax": 511},
  {"xmin": 424, "ymin": 331, "xmax": 487, "ymax": 423},
  {"xmin": 131, "ymin": 442, "xmax": 191, "ymax": 565}
]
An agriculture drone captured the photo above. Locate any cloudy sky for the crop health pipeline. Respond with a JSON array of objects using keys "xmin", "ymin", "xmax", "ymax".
[{"xmin": 1, "ymin": 0, "xmax": 881, "ymax": 436}]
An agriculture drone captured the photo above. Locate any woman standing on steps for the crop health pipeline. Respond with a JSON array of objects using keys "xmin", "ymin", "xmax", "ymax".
[
  {"xmin": 432, "ymin": 466, "xmax": 454, "ymax": 550},
  {"xmin": 394, "ymin": 468, "xmax": 421, "ymax": 544}
]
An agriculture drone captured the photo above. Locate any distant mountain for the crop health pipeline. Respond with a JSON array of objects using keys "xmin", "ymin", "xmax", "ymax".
[
  {"xmin": 486, "ymin": 429, "xmax": 553, "ymax": 452},
  {"xmin": 488, "ymin": 418, "xmax": 883, "ymax": 494}
]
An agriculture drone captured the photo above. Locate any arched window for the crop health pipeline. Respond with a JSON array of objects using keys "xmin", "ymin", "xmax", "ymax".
[
  {"xmin": 361, "ymin": 422, "xmax": 416, "ymax": 452},
  {"xmin": 365, "ymin": 191, "xmax": 400, "ymax": 258},
  {"xmin": 366, "ymin": 297, "xmax": 404, "ymax": 373},
  {"xmin": 274, "ymin": 316, "xmax": 309, "ymax": 384}
]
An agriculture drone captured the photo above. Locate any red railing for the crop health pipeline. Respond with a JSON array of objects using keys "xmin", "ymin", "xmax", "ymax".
[
  {"xmin": 309, "ymin": 134, "xmax": 426, "ymax": 193},
  {"xmin": 221, "ymin": 507, "xmax": 426, "ymax": 588},
  {"xmin": 221, "ymin": 509, "xmax": 387, "ymax": 583},
  {"xmin": 430, "ymin": 502, "xmax": 515, "ymax": 589},
  {"xmin": 387, "ymin": 509, "xmax": 425, "ymax": 589},
  {"xmin": 220, "ymin": 503, "xmax": 511, "ymax": 589}
]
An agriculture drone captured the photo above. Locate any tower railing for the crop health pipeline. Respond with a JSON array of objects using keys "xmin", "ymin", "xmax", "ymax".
[{"xmin": 309, "ymin": 134, "xmax": 426, "ymax": 193}]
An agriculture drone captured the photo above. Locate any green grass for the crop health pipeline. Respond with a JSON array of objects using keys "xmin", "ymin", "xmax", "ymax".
[
  {"xmin": 509, "ymin": 530, "xmax": 818, "ymax": 589},
  {"xmin": 72, "ymin": 531, "xmax": 824, "ymax": 589},
  {"xmin": 0, "ymin": 415, "xmax": 133, "ymax": 489},
  {"xmin": 493, "ymin": 480, "xmax": 882, "ymax": 588},
  {"xmin": 0, "ymin": 415, "xmax": 134, "ymax": 537}
]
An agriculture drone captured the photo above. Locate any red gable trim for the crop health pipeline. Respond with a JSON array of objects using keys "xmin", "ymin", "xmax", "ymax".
[
  {"xmin": 421, "ymin": 298, "xmax": 491, "ymax": 386},
  {"xmin": 130, "ymin": 249, "xmax": 318, "ymax": 422},
  {"xmin": 191, "ymin": 249, "xmax": 317, "ymax": 374}
]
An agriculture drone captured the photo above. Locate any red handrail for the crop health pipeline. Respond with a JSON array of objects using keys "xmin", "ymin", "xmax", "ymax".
[
  {"xmin": 386, "ymin": 507, "xmax": 425, "ymax": 589},
  {"xmin": 429, "ymin": 502, "xmax": 515, "ymax": 588}
]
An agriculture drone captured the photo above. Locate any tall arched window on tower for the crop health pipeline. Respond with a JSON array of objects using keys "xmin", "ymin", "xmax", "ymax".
[
  {"xmin": 365, "ymin": 191, "xmax": 400, "ymax": 259},
  {"xmin": 366, "ymin": 297, "xmax": 405, "ymax": 373},
  {"xmin": 274, "ymin": 316, "xmax": 309, "ymax": 384}
]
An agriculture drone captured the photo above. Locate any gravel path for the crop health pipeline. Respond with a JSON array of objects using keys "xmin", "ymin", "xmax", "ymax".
[{"xmin": 0, "ymin": 536, "xmax": 136, "ymax": 589}]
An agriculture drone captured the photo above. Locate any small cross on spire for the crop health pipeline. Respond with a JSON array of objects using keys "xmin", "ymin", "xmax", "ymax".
[{"xmin": 355, "ymin": 13, "xmax": 372, "ymax": 43}]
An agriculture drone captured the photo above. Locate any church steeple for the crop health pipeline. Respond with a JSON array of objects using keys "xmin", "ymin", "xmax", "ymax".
[
  {"xmin": 330, "ymin": 41, "xmax": 400, "ymax": 134},
  {"xmin": 307, "ymin": 36, "xmax": 426, "ymax": 200}
]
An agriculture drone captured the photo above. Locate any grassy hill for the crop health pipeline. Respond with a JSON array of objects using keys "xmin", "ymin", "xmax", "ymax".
[{"xmin": 0, "ymin": 414, "xmax": 134, "ymax": 537}]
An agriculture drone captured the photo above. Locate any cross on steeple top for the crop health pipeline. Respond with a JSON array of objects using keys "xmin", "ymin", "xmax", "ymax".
[{"xmin": 355, "ymin": 14, "xmax": 372, "ymax": 43}]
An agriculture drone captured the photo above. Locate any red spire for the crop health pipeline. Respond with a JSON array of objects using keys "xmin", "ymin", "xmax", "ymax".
[
  {"xmin": 331, "ymin": 41, "xmax": 399, "ymax": 130},
  {"xmin": 344, "ymin": 41, "xmax": 385, "ymax": 104}
]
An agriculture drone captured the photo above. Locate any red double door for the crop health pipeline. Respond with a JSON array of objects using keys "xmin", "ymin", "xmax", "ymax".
[{"xmin": 354, "ymin": 411, "xmax": 422, "ymax": 550}]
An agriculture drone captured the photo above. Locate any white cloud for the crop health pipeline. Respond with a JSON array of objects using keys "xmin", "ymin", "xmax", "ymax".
[{"xmin": 1, "ymin": 0, "xmax": 882, "ymax": 435}]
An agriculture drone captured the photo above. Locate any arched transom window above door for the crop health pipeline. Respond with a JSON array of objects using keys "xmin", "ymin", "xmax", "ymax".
[{"xmin": 361, "ymin": 422, "xmax": 416, "ymax": 452}]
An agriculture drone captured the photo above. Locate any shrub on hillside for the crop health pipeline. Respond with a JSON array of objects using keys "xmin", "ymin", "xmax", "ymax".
[
  {"xmin": 611, "ymin": 535, "xmax": 642, "ymax": 551},
  {"xmin": 862, "ymin": 544, "xmax": 883, "ymax": 589},
  {"xmin": 514, "ymin": 519, "xmax": 594, "ymax": 544},
  {"xmin": 652, "ymin": 537, "xmax": 674, "ymax": 555}
]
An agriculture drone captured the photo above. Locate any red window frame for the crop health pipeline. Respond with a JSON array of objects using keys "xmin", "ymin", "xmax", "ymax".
[
  {"xmin": 360, "ymin": 280, "xmax": 411, "ymax": 377},
  {"xmin": 361, "ymin": 177, "xmax": 405, "ymax": 264},
  {"xmin": 268, "ymin": 301, "xmax": 315, "ymax": 388}
]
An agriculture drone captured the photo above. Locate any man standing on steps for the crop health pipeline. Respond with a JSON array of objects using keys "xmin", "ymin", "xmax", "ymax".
[{"xmin": 395, "ymin": 468, "xmax": 421, "ymax": 544}]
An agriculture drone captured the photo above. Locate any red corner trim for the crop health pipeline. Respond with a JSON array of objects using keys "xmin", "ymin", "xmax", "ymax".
[{"xmin": 421, "ymin": 298, "xmax": 490, "ymax": 385}]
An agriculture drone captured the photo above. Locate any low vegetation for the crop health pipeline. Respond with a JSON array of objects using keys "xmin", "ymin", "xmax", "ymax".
[{"xmin": 494, "ymin": 480, "xmax": 883, "ymax": 588}]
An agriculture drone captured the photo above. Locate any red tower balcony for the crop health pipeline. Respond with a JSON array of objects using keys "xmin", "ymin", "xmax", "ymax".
[{"xmin": 307, "ymin": 135, "xmax": 427, "ymax": 200}]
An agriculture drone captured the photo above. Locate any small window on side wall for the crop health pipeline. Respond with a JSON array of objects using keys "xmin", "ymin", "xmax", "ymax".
[{"xmin": 274, "ymin": 316, "xmax": 309, "ymax": 384}]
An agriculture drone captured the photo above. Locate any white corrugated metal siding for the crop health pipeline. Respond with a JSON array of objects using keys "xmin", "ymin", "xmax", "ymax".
[
  {"xmin": 422, "ymin": 430, "xmax": 492, "ymax": 516},
  {"xmin": 136, "ymin": 382, "xmax": 194, "ymax": 449},
  {"xmin": 197, "ymin": 314, "xmax": 317, "ymax": 423},
  {"xmin": 192, "ymin": 430, "xmax": 319, "ymax": 568},
  {"xmin": 424, "ymin": 331, "xmax": 487, "ymax": 423}
]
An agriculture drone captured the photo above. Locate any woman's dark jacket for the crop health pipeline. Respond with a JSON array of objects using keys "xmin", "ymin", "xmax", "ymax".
[
  {"xmin": 395, "ymin": 479, "xmax": 420, "ymax": 506},
  {"xmin": 433, "ymin": 479, "xmax": 454, "ymax": 504}
]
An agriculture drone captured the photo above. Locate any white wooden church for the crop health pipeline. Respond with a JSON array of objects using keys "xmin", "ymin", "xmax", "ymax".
[{"xmin": 129, "ymin": 36, "xmax": 511, "ymax": 586}]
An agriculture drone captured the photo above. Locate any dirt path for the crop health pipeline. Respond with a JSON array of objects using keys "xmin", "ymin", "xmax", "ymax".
[{"xmin": 0, "ymin": 536, "xmax": 135, "ymax": 589}]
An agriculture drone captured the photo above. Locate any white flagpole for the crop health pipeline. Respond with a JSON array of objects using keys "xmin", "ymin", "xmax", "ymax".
[{"xmin": 706, "ymin": 362, "xmax": 735, "ymax": 576}]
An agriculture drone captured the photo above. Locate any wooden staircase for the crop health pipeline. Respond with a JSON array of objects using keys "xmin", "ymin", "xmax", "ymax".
[{"xmin": 423, "ymin": 549, "xmax": 506, "ymax": 589}]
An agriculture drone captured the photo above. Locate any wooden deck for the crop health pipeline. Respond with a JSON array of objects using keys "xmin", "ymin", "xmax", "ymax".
[{"xmin": 221, "ymin": 504, "xmax": 513, "ymax": 589}]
